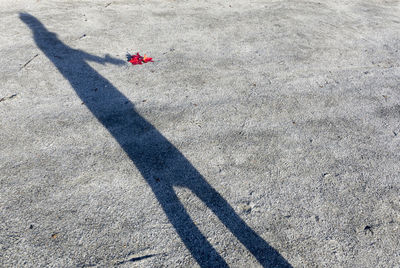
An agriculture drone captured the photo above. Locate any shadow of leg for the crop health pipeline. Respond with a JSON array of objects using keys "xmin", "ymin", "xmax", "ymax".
[
  {"xmin": 188, "ymin": 180, "xmax": 292, "ymax": 268},
  {"xmin": 149, "ymin": 183, "xmax": 229, "ymax": 267}
]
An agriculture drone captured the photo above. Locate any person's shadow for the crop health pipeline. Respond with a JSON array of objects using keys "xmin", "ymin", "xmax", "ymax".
[{"xmin": 20, "ymin": 13, "xmax": 292, "ymax": 267}]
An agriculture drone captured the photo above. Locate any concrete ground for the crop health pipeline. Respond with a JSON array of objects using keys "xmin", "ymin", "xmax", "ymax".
[{"xmin": 1, "ymin": 0, "xmax": 399, "ymax": 267}]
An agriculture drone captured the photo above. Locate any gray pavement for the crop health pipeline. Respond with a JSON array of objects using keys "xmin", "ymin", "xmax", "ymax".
[{"xmin": 1, "ymin": 0, "xmax": 399, "ymax": 267}]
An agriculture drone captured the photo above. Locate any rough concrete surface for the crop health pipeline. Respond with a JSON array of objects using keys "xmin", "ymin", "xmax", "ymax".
[{"xmin": 1, "ymin": 0, "xmax": 399, "ymax": 267}]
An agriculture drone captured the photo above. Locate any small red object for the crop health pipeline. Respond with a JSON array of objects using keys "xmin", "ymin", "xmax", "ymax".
[
  {"xmin": 128, "ymin": 52, "xmax": 153, "ymax": 65},
  {"xmin": 142, "ymin": 54, "xmax": 153, "ymax": 63}
]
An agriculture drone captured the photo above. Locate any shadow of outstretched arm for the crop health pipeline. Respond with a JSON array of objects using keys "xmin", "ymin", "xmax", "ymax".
[
  {"xmin": 20, "ymin": 13, "xmax": 292, "ymax": 268},
  {"xmin": 81, "ymin": 52, "xmax": 126, "ymax": 65}
]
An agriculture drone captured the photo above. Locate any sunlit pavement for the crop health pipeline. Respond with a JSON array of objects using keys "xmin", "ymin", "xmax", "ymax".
[{"xmin": 1, "ymin": 1, "xmax": 399, "ymax": 267}]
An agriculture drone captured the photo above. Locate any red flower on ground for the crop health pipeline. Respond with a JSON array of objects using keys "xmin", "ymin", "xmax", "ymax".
[{"xmin": 128, "ymin": 52, "xmax": 153, "ymax": 65}]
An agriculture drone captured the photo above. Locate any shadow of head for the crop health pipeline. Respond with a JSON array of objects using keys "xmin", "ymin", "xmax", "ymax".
[{"xmin": 20, "ymin": 13, "xmax": 57, "ymax": 38}]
